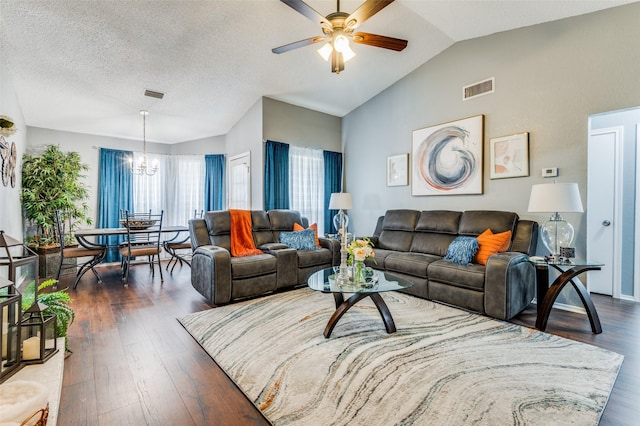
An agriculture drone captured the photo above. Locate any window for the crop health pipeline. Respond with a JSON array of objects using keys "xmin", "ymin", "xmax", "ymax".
[
  {"xmin": 132, "ymin": 152, "xmax": 205, "ymax": 225},
  {"xmin": 289, "ymin": 146, "xmax": 325, "ymax": 234}
]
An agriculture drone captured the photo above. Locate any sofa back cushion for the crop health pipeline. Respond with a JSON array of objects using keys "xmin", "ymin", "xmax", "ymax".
[
  {"xmin": 458, "ymin": 210, "xmax": 518, "ymax": 242},
  {"xmin": 377, "ymin": 210, "xmax": 420, "ymax": 252},
  {"xmin": 204, "ymin": 210, "xmax": 232, "ymax": 251},
  {"xmin": 267, "ymin": 210, "xmax": 307, "ymax": 241},
  {"xmin": 410, "ymin": 210, "xmax": 461, "ymax": 256},
  {"xmin": 252, "ymin": 210, "xmax": 275, "ymax": 247}
]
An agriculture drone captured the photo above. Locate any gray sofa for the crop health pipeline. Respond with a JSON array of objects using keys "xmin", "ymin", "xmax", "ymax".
[
  {"xmin": 366, "ymin": 209, "xmax": 538, "ymax": 320},
  {"xmin": 189, "ymin": 209, "xmax": 339, "ymax": 305}
]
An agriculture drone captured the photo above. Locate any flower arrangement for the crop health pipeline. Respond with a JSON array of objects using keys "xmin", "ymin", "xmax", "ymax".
[{"xmin": 347, "ymin": 237, "xmax": 376, "ymax": 264}]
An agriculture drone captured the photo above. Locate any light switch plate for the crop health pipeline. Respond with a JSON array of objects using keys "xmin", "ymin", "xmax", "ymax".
[{"xmin": 541, "ymin": 167, "xmax": 558, "ymax": 177}]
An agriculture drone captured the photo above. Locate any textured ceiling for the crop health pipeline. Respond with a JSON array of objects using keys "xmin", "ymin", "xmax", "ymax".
[{"xmin": 0, "ymin": 0, "xmax": 636, "ymax": 144}]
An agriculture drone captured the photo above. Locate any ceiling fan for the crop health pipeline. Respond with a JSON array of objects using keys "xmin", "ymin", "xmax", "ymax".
[{"xmin": 272, "ymin": 0, "xmax": 408, "ymax": 74}]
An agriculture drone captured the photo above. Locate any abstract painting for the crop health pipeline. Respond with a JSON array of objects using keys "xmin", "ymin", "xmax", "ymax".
[
  {"xmin": 387, "ymin": 153, "xmax": 408, "ymax": 186},
  {"xmin": 490, "ymin": 132, "xmax": 529, "ymax": 179},
  {"xmin": 411, "ymin": 115, "xmax": 484, "ymax": 196}
]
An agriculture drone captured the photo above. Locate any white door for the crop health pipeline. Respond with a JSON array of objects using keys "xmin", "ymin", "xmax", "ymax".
[
  {"xmin": 228, "ymin": 152, "xmax": 251, "ymax": 209},
  {"xmin": 586, "ymin": 127, "xmax": 622, "ymax": 296}
]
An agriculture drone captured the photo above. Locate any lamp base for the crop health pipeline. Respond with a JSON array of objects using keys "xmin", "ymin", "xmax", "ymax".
[{"xmin": 540, "ymin": 213, "xmax": 575, "ymax": 258}]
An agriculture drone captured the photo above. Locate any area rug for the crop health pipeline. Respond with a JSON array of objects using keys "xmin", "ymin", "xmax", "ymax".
[{"xmin": 178, "ymin": 288, "xmax": 623, "ymax": 425}]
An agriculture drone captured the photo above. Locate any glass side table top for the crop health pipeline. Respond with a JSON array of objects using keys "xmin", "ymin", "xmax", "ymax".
[
  {"xmin": 308, "ymin": 267, "xmax": 414, "ymax": 294},
  {"xmin": 527, "ymin": 257, "xmax": 604, "ymax": 267}
]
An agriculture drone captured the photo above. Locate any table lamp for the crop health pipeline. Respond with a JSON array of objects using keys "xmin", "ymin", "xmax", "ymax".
[
  {"xmin": 528, "ymin": 182, "xmax": 583, "ymax": 262},
  {"xmin": 329, "ymin": 192, "xmax": 352, "ymax": 285}
]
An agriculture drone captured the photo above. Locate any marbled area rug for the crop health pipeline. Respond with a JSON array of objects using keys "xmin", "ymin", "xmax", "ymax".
[{"xmin": 179, "ymin": 288, "xmax": 623, "ymax": 425}]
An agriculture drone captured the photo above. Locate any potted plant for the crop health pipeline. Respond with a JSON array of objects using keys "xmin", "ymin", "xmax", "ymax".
[
  {"xmin": 21, "ymin": 279, "xmax": 75, "ymax": 353},
  {"xmin": 21, "ymin": 145, "xmax": 92, "ymax": 277}
]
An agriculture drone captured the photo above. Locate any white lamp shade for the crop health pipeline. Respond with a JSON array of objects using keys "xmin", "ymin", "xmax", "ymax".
[
  {"xmin": 527, "ymin": 183, "xmax": 583, "ymax": 213},
  {"xmin": 329, "ymin": 192, "xmax": 353, "ymax": 210}
]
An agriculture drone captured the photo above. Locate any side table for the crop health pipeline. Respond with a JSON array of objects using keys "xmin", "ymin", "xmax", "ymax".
[{"xmin": 530, "ymin": 259, "xmax": 603, "ymax": 334}]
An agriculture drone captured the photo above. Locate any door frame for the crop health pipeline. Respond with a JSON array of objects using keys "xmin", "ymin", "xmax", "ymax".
[
  {"xmin": 636, "ymin": 125, "xmax": 640, "ymax": 301},
  {"xmin": 587, "ymin": 125, "xmax": 623, "ymax": 298}
]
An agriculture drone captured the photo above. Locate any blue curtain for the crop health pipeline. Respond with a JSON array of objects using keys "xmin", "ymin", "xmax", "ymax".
[
  {"xmin": 264, "ymin": 140, "xmax": 290, "ymax": 210},
  {"xmin": 98, "ymin": 148, "xmax": 133, "ymax": 262},
  {"xmin": 323, "ymin": 150, "xmax": 343, "ymax": 233},
  {"xmin": 204, "ymin": 154, "xmax": 225, "ymax": 211}
]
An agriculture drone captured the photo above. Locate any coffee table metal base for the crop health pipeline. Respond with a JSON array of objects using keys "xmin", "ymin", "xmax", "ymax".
[{"xmin": 324, "ymin": 292, "xmax": 396, "ymax": 338}]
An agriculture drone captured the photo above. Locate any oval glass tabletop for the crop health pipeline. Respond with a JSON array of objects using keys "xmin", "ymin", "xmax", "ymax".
[{"xmin": 308, "ymin": 267, "xmax": 414, "ymax": 294}]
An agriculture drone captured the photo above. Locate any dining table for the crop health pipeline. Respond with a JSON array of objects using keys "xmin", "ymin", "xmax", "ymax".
[{"xmin": 73, "ymin": 225, "xmax": 189, "ymax": 282}]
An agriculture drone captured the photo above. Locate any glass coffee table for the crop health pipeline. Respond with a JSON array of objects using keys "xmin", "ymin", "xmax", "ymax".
[{"xmin": 307, "ymin": 267, "xmax": 414, "ymax": 338}]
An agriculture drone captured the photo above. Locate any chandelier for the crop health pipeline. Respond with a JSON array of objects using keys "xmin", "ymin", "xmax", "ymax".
[{"xmin": 130, "ymin": 110, "xmax": 158, "ymax": 176}]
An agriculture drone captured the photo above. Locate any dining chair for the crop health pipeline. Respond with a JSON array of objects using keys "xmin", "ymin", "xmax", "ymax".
[
  {"xmin": 55, "ymin": 210, "xmax": 106, "ymax": 289},
  {"xmin": 163, "ymin": 210, "xmax": 203, "ymax": 273},
  {"xmin": 119, "ymin": 210, "xmax": 164, "ymax": 285}
]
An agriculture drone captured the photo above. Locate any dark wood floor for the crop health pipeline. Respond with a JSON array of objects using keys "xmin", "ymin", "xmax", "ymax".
[{"xmin": 56, "ymin": 264, "xmax": 639, "ymax": 425}]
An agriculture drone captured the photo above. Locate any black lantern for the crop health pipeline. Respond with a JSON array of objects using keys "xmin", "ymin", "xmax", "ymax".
[
  {"xmin": 20, "ymin": 301, "xmax": 58, "ymax": 364},
  {"xmin": 0, "ymin": 231, "xmax": 38, "ymax": 300},
  {"xmin": 1, "ymin": 277, "xmax": 22, "ymax": 382}
]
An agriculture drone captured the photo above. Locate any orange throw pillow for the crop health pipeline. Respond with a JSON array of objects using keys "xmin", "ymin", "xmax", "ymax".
[
  {"xmin": 474, "ymin": 228, "xmax": 512, "ymax": 265},
  {"xmin": 293, "ymin": 223, "xmax": 321, "ymax": 248}
]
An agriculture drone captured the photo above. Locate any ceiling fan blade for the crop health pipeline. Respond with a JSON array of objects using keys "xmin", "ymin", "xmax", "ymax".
[
  {"xmin": 345, "ymin": 0, "xmax": 394, "ymax": 30},
  {"xmin": 272, "ymin": 36, "xmax": 327, "ymax": 54},
  {"xmin": 352, "ymin": 32, "xmax": 407, "ymax": 51},
  {"xmin": 280, "ymin": 0, "xmax": 332, "ymax": 29}
]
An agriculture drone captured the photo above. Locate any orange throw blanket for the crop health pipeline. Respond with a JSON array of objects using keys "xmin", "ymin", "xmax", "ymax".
[{"xmin": 229, "ymin": 209, "xmax": 263, "ymax": 257}]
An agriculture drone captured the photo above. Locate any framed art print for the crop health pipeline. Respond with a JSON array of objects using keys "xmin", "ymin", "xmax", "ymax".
[
  {"xmin": 489, "ymin": 132, "xmax": 529, "ymax": 179},
  {"xmin": 387, "ymin": 153, "xmax": 408, "ymax": 186},
  {"xmin": 411, "ymin": 115, "xmax": 484, "ymax": 196}
]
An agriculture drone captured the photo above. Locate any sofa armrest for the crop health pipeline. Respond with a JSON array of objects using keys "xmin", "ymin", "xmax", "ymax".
[
  {"xmin": 484, "ymin": 252, "xmax": 535, "ymax": 320},
  {"xmin": 264, "ymin": 247, "xmax": 298, "ymax": 288},
  {"xmin": 190, "ymin": 245, "xmax": 232, "ymax": 305},
  {"xmin": 319, "ymin": 237, "xmax": 341, "ymax": 266}
]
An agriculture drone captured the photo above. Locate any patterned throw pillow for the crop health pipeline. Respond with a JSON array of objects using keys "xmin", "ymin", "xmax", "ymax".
[
  {"xmin": 293, "ymin": 222, "xmax": 321, "ymax": 248},
  {"xmin": 279, "ymin": 228, "xmax": 318, "ymax": 251},
  {"xmin": 444, "ymin": 236, "xmax": 479, "ymax": 265},
  {"xmin": 474, "ymin": 228, "xmax": 512, "ymax": 265}
]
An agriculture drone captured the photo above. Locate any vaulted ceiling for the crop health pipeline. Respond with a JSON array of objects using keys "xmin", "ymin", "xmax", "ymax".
[{"xmin": 0, "ymin": 0, "xmax": 636, "ymax": 144}]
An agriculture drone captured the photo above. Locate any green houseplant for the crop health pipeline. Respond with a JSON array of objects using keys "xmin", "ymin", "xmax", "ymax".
[
  {"xmin": 21, "ymin": 145, "xmax": 92, "ymax": 249},
  {"xmin": 21, "ymin": 279, "xmax": 75, "ymax": 353}
]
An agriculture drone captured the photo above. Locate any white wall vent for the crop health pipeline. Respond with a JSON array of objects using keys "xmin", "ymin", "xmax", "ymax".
[
  {"xmin": 144, "ymin": 89, "xmax": 165, "ymax": 99},
  {"xmin": 462, "ymin": 77, "xmax": 494, "ymax": 101}
]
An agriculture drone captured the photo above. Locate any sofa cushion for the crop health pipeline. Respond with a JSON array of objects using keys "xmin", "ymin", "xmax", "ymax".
[
  {"xmin": 297, "ymin": 248, "xmax": 333, "ymax": 268},
  {"xmin": 231, "ymin": 254, "xmax": 277, "ymax": 279},
  {"xmin": 279, "ymin": 229, "xmax": 318, "ymax": 251},
  {"xmin": 428, "ymin": 260, "xmax": 486, "ymax": 291},
  {"xmin": 385, "ymin": 252, "xmax": 441, "ymax": 278},
  {"xmin": 444, "ymin": 236, "xmax": 479, "ymax": 265},
  {"xmin": 474, "ymin": 229, "xmax": 512, "ymax": 265},
  {"xmin": 458, "ymin": 210, "xmax": 518, "ymax": 236},
  {"xmin": 415, "ymin": 210, "xmax": 462, "ymax": 233},
  {"xmin": 410, "ymin": 233, "xmax": 457, "ymax": 257},
  {"xmin": 252, "ymin": 210, "xmax": 275, "ymax": 247}
]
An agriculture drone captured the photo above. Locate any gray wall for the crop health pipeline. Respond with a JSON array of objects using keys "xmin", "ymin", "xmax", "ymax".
[
  {"xmin": 0, "ymin": 49, "xmax": 26, "ymax": 239},
  {"xmin": 343, "ymin": 3, "xmax": 640, "ymax": 256},
  {"xmin": 263, "ymin": 97, "xmax": 342, "ymax": 152}
]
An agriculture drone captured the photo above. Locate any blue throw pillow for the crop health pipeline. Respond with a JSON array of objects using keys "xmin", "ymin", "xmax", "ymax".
[
  {"xmin": 279, "ymin": 228, "xmax": 318, "ymax": 251},
  {"xmin": 444, "ymin": 236, "xmax": 479, "ymax": 265}
]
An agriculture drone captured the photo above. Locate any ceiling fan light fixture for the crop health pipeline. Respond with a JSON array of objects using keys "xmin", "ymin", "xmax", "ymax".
[
  {"xmin": 318, "ymin": 42, "xmax": 333, "ymax": 61},
  {"xmin": 333, "ymin": 34, "xmax": 349, "ymax": 52},
  {"xmin": 341, "ymin": 43, "xmax": 356, "ymax": 62}
]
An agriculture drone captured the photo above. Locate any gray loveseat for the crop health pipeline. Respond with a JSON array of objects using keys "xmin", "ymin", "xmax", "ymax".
[
  {"xmin": 189, "ymin": 209, "xmax": 339, "ymax": 305},
  {"xmin": 366, "ymin": 210, "xmax": 538, "ymax": 320}
]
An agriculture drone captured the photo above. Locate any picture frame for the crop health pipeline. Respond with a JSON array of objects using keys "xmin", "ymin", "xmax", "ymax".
[
  {"xmin": 489, "ymin": 132, "xmax": 529, "ymax": 179},
  {"xmin": 411, "ymin": 115, "xmax": 484, "ymax": 196},
  {"xmin": 387, "ymin": 153, "xmax": 409, "ymax": 186}
]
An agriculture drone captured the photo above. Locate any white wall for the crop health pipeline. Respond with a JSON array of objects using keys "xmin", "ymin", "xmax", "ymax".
[
  {"xmin": 225, "ymin": 99, "xmax": 263, "ymax": 209},
  {"xmin": 171, "ymin": 135, "xmax": 225, "ymax": 155},
  {"xmin": 0, "ymin": 48, "xmax": 27, "ymax": 239},
  {"xmin": 343, "ymin": 3, "xmax": 640, "ymax": 256}
]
